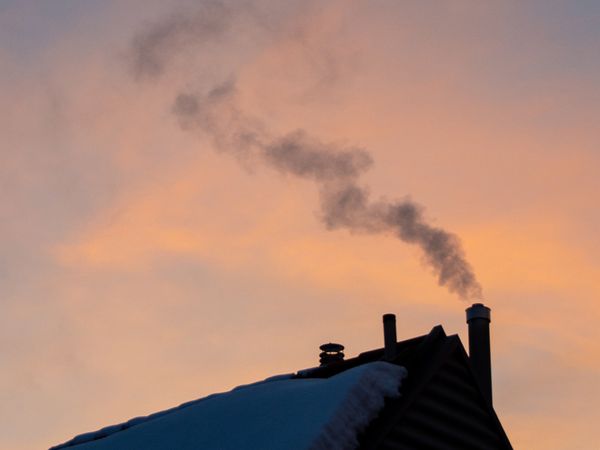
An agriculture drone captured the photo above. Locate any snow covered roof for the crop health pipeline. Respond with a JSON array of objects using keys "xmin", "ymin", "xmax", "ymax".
[{"xmin": 51, "ymin": 362, "xmax": 407, "ymax": 450}]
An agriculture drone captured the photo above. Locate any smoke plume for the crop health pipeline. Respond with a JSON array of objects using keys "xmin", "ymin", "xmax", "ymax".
[
  {"xmin": 130, "ymin": 2, "xmax": 235, "ymax": 80},
  {"xmin": 131, "ymin": 3, "xmax": 483, "ymax": 300}
]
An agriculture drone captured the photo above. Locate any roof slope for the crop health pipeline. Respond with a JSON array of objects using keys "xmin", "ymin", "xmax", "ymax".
[{"xmin": 51, "ymin": 362, "xmax": 406, "ymax": 450}]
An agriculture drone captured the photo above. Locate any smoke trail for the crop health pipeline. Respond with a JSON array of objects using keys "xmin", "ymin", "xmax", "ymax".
[
  {"xmin": 131, "ymin": 4, "xmax": 483, "ymax": 300},
  {"xmin": 130, "ymin": 2, "xmax": 234, "ymax": 80},
  {"xmin": 171, "ymin": 84, "xmax": 482, "ymax": 299}
]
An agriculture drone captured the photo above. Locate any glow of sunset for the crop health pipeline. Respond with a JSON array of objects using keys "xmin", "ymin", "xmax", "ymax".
[{"xmin": 1, "ymin": 1, "xmax": 599, "ymax": 449}]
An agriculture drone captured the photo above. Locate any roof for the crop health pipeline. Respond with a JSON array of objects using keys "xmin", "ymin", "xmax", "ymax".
[
  {"xmin": 296, "ymin": 325, "xmax": 513, "ymax": 449},
  {"xmin": 50, "ymin": 362, "xmax": 406, "ymax": 450},
  {"xmin": 51, "ymin": 325, "xmax": 513, "ymax": 450}
]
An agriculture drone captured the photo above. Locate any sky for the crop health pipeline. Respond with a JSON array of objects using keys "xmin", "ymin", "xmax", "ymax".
[{"xmin": 1, "ymin": 1, "xmax": 599, "ymax": 449}]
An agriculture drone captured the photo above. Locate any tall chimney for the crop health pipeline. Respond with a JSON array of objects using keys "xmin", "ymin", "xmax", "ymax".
[
  {"xmin": 466, "ymin": 303, "xmax": 492, "ymax": 405},
  {"xmin": 383, "ymin": 313, "xmax": 397, "ymax": 361}
]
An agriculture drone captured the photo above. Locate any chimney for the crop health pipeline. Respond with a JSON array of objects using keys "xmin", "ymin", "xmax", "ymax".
[
  {"xmin": 466, "ymin": 303, "xmax": 492, "ymax": 405},
  {"xmin": 383, "ymin": 314, "xmax": 397, "ymax": 360},
  {"xmin": 319, "ymin": 343, "xmax": 344, "ymax": 366}
]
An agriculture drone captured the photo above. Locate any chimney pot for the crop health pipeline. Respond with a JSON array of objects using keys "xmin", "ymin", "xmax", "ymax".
[{"xmin": 466, "ymin": 302, "xmax": 491, "ymax": 321}]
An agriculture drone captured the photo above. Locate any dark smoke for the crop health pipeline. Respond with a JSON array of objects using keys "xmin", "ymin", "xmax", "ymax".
[
  {"xmin": 264, "ymin": 131, "xmax": 373, "ymax": 181},
  {"xmin": 132, "ymin": 4, "xmax": 483, "ymax": 300},
  {"xmin": 130, "ymin": 2, "xmax": 234, "ymax": 80},
  {"xmin": 171, "ymin": 85, "xmax": 483, "ymax": 300}
]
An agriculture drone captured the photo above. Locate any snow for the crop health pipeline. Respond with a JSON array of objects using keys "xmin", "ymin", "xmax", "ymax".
[{"xmin": 51, "ymin": 362, "xmax": 407, "ymax": 450}]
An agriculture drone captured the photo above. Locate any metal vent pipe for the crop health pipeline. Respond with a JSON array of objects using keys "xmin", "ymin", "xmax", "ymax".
[
  {"xmin": 383, "ymin": 313, "xmax": 397, "ymax": 361},
  {"xmin": 466, "ymin": 303, "xmax": 492, "ymax": 405}
]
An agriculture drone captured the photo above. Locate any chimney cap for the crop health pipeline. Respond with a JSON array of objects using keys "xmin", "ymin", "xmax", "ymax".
[
  {"xmin": 319, "ymin": 342, "xmax": 345, "ymax": 366},
  {"xmin": 466, "ymin": 303, "xmax": 491, "ymax": 322},
  {"xmin": 319, "ymin": 342, "xmax": 344, "ymax": 352}
]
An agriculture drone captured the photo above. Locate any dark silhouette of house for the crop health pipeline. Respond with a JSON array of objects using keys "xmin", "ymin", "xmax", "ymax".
[
  {"xmin": 51, "ymin": 303, "xmax": 512, "ymax": 450},
  {"xmin": 304, "ymin": 305, "xmax": 513, "ymax": 449}
]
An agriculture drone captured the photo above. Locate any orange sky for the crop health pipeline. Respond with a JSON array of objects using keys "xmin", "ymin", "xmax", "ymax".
[{"xmin": 1, "ymin": 1, "xmax": 599, "ymax": 449}]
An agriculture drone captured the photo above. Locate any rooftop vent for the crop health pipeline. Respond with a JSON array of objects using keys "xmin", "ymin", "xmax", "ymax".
[
  {"xmin": 319, "ymin": 343, "xmax": 344, "ymax": 366},
  {"xmin": 383, "ymin": 313, "xmax": 397, "ymax": 361}
]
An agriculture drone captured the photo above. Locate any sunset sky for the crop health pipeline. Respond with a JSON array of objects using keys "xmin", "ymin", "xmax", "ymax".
[{"xmin": 1, "ymin": 1, "xmax": 599, "ymax": 449}]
